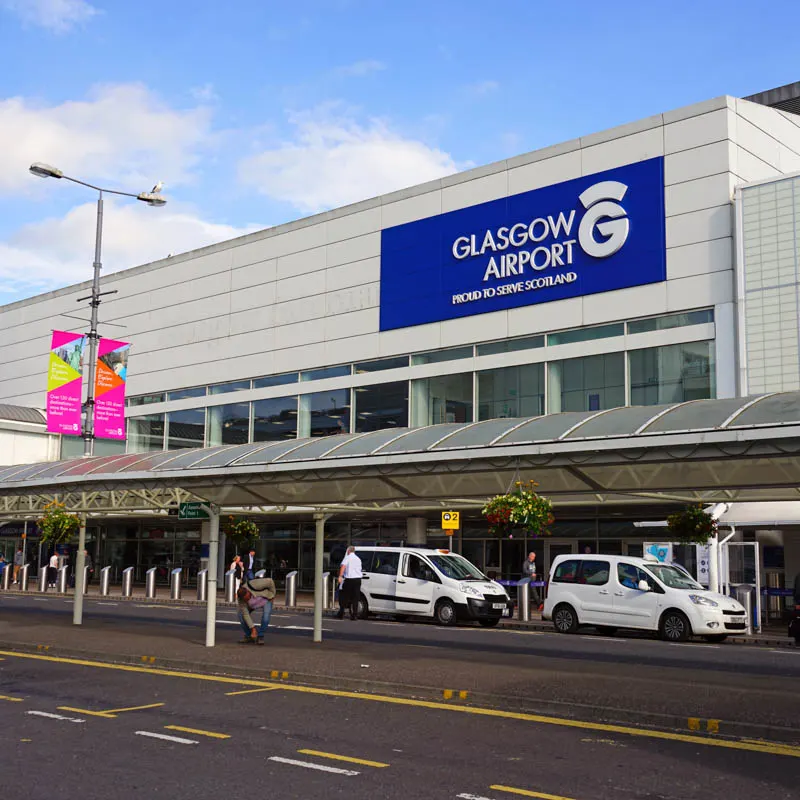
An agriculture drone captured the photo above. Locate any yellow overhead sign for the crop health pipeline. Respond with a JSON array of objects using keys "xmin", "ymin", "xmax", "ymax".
[{"xmin": 441, "ymin": 511, "xmax": 460, "ymax": 531}]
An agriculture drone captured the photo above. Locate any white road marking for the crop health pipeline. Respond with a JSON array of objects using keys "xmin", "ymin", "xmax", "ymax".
[
  {"xmin": 32, "ymin": 598, "xmax": 49, "ymax": 602},
  {"xmin": 769, "ymin": 649, "xmax": 800, "ymax": 655},
  {"xmin": 279, "ymin": 625, "xmax": 332, "ymax": 632},
  {"xmin": 135, "ymin": 730, "xmax": 198, "ymax": 745},
  {"xmin": 457, "ymin": 793, "xmax": 496, "ymax": 800},
  {"xmin": 94, "ymin": 602, "xmax": 119, "ymax": 606},
  {"xmin": 268, "ymin": 756, "xmax": 359, "ymax": 776},
  {"xmin": 217, "ymin": 620, "xmax": 239, "ymax": 625},
  {"xmin": 26, "ymin": 710, "xmax": 85, "ymax": 723}
]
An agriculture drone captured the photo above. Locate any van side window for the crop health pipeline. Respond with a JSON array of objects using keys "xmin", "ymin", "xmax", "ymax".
[
  {"xmin": 552, "ymin": 559, "xmax": 579, "ymax": 583},
  {"xmin": 579, "ymin": 560, "xmax": 610, "ymax": 586},
  {"xmin": 404, "ymin": 554, "xmax": 438, "ymax": 582},
  {"xmin": 372, "ymin": 551, "xmax": 400, "ymax": 575},
  {"xmin": 618, "ymin": 562, "xmax": 662, "ymax": 592},
  {"xmin": 357, "ymin": 551, "xmax": 376, "ymax": 573}
]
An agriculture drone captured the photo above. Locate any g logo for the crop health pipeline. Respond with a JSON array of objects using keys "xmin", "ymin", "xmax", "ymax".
[{"xmin": 577, "ymin": 180, "xmax": 629, "ymax": 258}]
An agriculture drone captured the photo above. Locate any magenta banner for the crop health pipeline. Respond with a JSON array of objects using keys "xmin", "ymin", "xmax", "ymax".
[
  {"xmin": 46, "ymin": 330, "xmax": 85, "ymax": 436},
  {"xmin": 94, "ymin": 338, "xmax": 130, "ymax": 440}
]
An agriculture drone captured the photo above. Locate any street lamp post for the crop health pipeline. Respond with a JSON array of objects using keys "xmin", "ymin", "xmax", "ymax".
[{"xmin": 29, "ymin": 162, "xmax": 166, "ymax": 457}]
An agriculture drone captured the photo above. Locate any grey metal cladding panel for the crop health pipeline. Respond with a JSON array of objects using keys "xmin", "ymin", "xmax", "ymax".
[
  {"xmin": 189, "ymin": 443, "xmax": 273, "ymax": 469},
  {"xmin": 378, "ymin": 424, "xmax": 466, "ymax": 454},
  {"xmin": 324, "ymin": 428, "xmax": 412, "ymax": 458},
  {"xmin": 120, "ymin": 450, "xmax": 196, "ymax": 472},
  {"xmin": 730, "ymin": 392, "xmax": 800, "ymax": 428},
  {"xmin": 234, "ymin": 439, "xmax": 315, "ymax": 465},
  {"xmin": 498, "ymin": 412, "xmax": 598, "ymax": 444},
  {"xmin": 566, "ymin": 405, "xmax": 675, "ymax": 439},
  {"xmin": 0, "ymin": 404, "xmax": 46, "ymax": 424},
  {"xmin": 431, "ymin": 418, "xmax": 527, "ymax": 450},
  {"xmin": 644, "ymin": 398, "xmax": 748, "ymax": 434},
  {"xmin": 275, "ymin": 434, "xmax": 359, "ymax": 462},
  {"xmin": 154, "ymin": 446, "xmax": 236, "ymax": 471}
]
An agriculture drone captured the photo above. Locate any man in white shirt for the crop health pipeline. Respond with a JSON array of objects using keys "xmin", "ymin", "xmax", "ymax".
[
  {"xmin": 48, "ymin": 552, "xmax": 59, "ymax": 588},
  {"xmin": 337, "ymin": 546, "xmax": 363, "ymax": 620}
]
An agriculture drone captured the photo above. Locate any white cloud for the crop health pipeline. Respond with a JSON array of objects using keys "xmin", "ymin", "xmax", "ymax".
[
  {"xmin": 190, "ymin": 83, "xmax": 219, "ymax": 103},
  {"xmin": 465, "ymin": 80, "xmax": 499, "ymax": 96},
  {"xmin": 2, "ymin": 0, "xmax": 97, "ymax": 32},
  {"xmin": 0, "ymin": 83, "xmax": 213, "ymax": 195},
  {"xmin": 334, "ymin": 60, "xmax": 386, "ymax": 78},
  {"xmin": 238, "ymin": 106, "xmax": 465, "ymax": 213},
  {"xmin": 0, "ymin": 200, "xmax": 259, "ymax": 299}
]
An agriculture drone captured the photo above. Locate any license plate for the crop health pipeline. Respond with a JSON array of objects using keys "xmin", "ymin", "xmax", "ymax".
[{"xmin": 492, "ymin": 603, "xmax": 505, "ymax": 610}]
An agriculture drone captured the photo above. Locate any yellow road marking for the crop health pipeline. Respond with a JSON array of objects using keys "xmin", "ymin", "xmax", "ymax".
[
  {"xmin": 225, "ymin": 687, "xmax": 278, "ymax": 696},
  {"xmin": 102, "ymin": 703, "xmax": 165, "ymax": 714},
  {"xmin": 164, "ymin": 725, "xmax": 230, "ymax": 739},
  {"xmin": 491, "ymin": 786, "xmax": 575, "ymax": 800},
  {"xmin": 58, "ymin": 706, "xmax": 116, "ymax": 718},
  {"xmin": 297, "ymin": 749, "xmax": 389, "ymax": 768},
  {"xmin": 1, "ymin": 649, "xmax": 797, "ymax": 760},
  {"xmin": 0, "ymin": 694, "xmax": 23, "ymax": 702}
]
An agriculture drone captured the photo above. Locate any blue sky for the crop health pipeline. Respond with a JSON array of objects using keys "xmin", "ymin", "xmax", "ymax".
[{"xmin": 0, "ymin": 0, "xmax": 796, "ymax": 306}]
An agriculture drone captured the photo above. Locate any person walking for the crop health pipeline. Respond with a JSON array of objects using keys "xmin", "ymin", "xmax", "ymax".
[
  {"xmin": 230, "ymin": 555, "xmax": 244, "ymax": 595},
  {"xmin": 236, "ymin": 576, "xmax": 277, "ymax": 645},
  {"xmin": 245, "ymin": 548, "xmax": 256, "ymax": 581},
  {"xmin": 48, "ymin": 551, "xmax": 59, "ymax": 588},
  {"xmin": 337, "ymin": 546, "xmax": 362, "ymax": 620},
  {"xmin": 13, "ymin": 547, "xmax": 24, "ymax": 584},
  {"xmin": 521, "ymin": 552, "xmax": 541, "ymax": 607},
  {"xmin": 83, "ymin": 550, "xmax": 94, "ymax": 586},
  {"xmin": 0, "ymin": 554, "xmax": 7, "ymax": 581}
]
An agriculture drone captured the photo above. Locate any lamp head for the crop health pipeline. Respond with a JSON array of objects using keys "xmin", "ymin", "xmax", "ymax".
[
  {"xmin": 29, "ymin": 162, "xmax": 63, "ymax": 179},
  {"xmin": 137, "ymin": 192, "xmax": 167, "ymax": 207}
]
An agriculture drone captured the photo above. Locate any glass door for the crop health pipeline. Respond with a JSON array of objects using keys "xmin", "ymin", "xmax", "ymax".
[{"xmin": 544, "ymin": 540, "xmax": 577, "ymax": 579}]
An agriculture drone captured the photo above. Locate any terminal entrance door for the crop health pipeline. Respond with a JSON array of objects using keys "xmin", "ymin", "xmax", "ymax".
[{"xmin": 544, "ymin": 541, "xmax": 577, "ymax": 579}]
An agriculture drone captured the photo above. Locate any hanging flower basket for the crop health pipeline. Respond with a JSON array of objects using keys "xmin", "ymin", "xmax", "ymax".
[
  {"xmin": 224, "ymin": 516, "xmax": 259, "ymax": 549},
  {"xmin": 481, "ymin": 480, "xmax": 554, "ymax": 538},
  {"xmin": 666, "ymin": 505, "xmax": 717, "ymax": 545},
  {"xmin": 38, "ymin": 501, "xmax": 81, "ymax": 546}
]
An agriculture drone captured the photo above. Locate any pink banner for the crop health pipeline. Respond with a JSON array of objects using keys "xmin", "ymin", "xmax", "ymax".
[
  {"xmin": 46, "ymin": 331, "xmax": 85, "ymax": 436},
  {"xmin": 94, "ymin": 338, "xmax": 130, "ymax": 440}
]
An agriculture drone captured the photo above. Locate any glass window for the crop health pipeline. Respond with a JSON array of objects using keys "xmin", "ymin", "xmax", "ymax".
[
  {"xmin": 127, "ymin": 394, "xmax": 164, "ymax": 407},
  {"xmin": 548, "ymin": 352, "xmax": 625, "ymax": 413},
  {"xmin": 411, "ymin": 373, "xmax": 473, "ymax": 426},
  {"xmin": 128, "ymin": 414, "xmax": 165, "ymax": 452},
  {"xmin": 355, "ymin": 356, "xmax": 409, "ymax": 373},
  {"xmin": 167, "ymin": 387, "xmax": 206, "ymax": 401},
  {"xmin": 209, "ymin": 380, "xmax": 250, "ymax": 395},
  {"xmin": 579, "ymin": 560, "xmax": 610, "ymax": 585},
  {"xmin": 477, "ymin": 335, "xmax": 544, "ymax": 356},
  {"xmin": 617, "ymin": 562, "xmax": 656, "ymax": 590},
  {"xmin": 371, "ymin": 551, "xmax": 400, "ymax": 575},
  {"xmin": 403, "ymin": 553, "xmax": 437, "ymax": 582},
  {"xmin": 354, "ymin": 381, "xmax": 408, "ymax": 432},
  {"xmin": 207, "ymin": 402, "xmax": 250, "ymax": 446},
  {"xmin": 300, "ymin": 365, "xmax": 351, "ymax": 382},
  {"xmin": 552, "ymin": 559, "xmax": 579, "ymax": 583},
  {"xmin": 478, "ymin": 363, "xmax": 544, "ymax": 420},
  {"xmin": 547, "ymin": 323, "xmax": 624, "ymax": 346},
  {"xmin": 298, "ymin": 389, "xmax": 350, "ymax": 437},
  {"xmin": 166, "ymin": 408, "xmax": 205, "ymax": 449},
  {"xmin": 627, "ymin": 309, "xmax": 714, "ymax": 335},
  {"xmin": 253, "ymin": 373, "xmax": 298, "ymax": 389},
  {"xmin": 61, "ymin": 436, "xmax": 125, "ymax": 459},
  {"xmin": 629, "ymin": 341, "xmax": 715, "ymax": 406},
  {"xmin": 253, "ymin": 396, "xmax": 298, "ymax": 442},
  {"xmin": 411, "ymin": 345, "xmax": 473, "ymax": 365}
]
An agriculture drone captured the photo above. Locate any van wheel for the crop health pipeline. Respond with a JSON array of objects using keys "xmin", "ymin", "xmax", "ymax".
[
  {"xmin": 357, "ymin": 595, "xmax": 369, "ymax": 620},
  {"xmin": 660, "ymin": 610, "xmax": 691, "ymax": 642},
  {"xmin": 435, "ymin": 599, "xmax": 457, "ymax": 626},
  {"xmin": 478, "ymin": 618, "xmax": 500, "ymax": 628},
  {"xmin": 703, "ymin": 634, "xmax": 728, "ymax": 643},
  {"xmin": 553, "ymin": 603, "xmax": 579, "ymax": 634}
]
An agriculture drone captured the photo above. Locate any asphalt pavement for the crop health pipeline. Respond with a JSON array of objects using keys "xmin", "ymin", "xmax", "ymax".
[{"xmin": 3, "ymin": 653, "xmax": 800, "ymax": 800}]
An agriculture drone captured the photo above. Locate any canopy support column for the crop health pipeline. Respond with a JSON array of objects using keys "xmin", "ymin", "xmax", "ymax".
[
  {"xmin": 313, "ymin": 512, "xmax": 330, "ymax": 643},
  {"xmin": 205, "ymin": 505, "xmax": 220, "ymax": 647},
  {"xmin": 73, "ymin": 513, "xmax": 87, "ymax": 626}
]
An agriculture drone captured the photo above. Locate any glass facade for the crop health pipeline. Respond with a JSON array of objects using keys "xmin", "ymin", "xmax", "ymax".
[
  {"xmin": 411, "ymin": 346, "xmax": 473, "ymax": 365},
  {"xmin": 298, "ymin": 389, "xmax": 350, "ymax": 437},
  {"xmin": 547, "ymin": 323, "xmax": 624, "ymax": 346},
  {"xmin": 478, "ymin": 363, "xmax": 544, "ymax": 420},
  {"xmin": 253, "ymin": 396, "xmax": 298, "ymax": 441},
  {"xmin": 411, "ymin": 373, "xmax": 473, "ymax": 426},
  {"xmin": 548, "ymin": 353, "xmax": 625, "ymax": 413},
  {"xmin": 355, "ymin": 381, "xmax": 408, "ymax": 431},
  {"xmin": 253, "ymin": 373, "xmax": 298, "ymax": 389},
  {"xmin": 128, "ymin": 414, "xmax": 165, "ymax": 452},
  {"xmin": 209, "ymin": 380, "xmax": 250, "ymax": 395},
  {"xmin": 167, "ymin": 386, "xmax": 206, "ymax": 401},
  {"xmin": 477, "ymin": 335, "xmax": 543, "ymax": 356},
  {"xmin": 166, "ymin": 408, "xmax": 206, "ymax": 449},
  {"xmin": 354, "ymin": 356, "xmax": 409, "ymax": 373},
  {"xmin": 629, "ymin": 341, "xmax": 715, "ymax": 405},
  {"xmin": 300, "ymin": 365, "xmax": 351, "ymax": 381},
  {"xmin": 207, "ymin": 402, "xmax": 250, "ymax": 446},
  {"xmin": 627, "ymin": 309, "xmax": 714, "ymax": 335}
]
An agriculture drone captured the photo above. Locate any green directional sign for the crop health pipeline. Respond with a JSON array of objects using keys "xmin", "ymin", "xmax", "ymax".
[{"xmin": 178, "ymin": 502, "xmax": 209, "ymax": 520}]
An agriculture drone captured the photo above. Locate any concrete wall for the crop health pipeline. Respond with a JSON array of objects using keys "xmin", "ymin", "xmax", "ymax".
[
  {"xmin": 2, "ymin": 96, "xmax": 800, "ymax": 408},
  {"xmin": 0, "ymin": 425, "xmax": 59, "ymax": 465}
]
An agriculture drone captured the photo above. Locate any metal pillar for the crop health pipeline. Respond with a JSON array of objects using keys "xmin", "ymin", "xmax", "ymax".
[
  {"xmin": 517, "ymin": 581, "xmax": 530, "ymax": 621},
  {"xmin": 121, "ymin": 566, "xmax": 134, "ymax": 596},
  {"xmin": 224, "ymin": 569, "xmax": 237, "ymax": 603},
  {"xmin": 197, "ymin": 569, "xmax": 208, "ymax": 602},
  {"xmin": 56, "ymin": 565, "xmax": 68, "ymax": 594},
  {"xmin": 82, "ymin": 566, "xmax": 91, "ymax": 595},
  {"xmin": 38, "ymin": 565, "xmax": 49, "ymax": 592},
  {"xmin": 19, "ymin": 563, "xmax": 30, "ymax": 592},
  {"xmin": 99, "ymin": 566, "xmax": 111, "ymax": 596},
  {"xmin": 205, "ymin": 506, "xmax": 219, "ymax": 648},
  {"xmin": 313, "ymin": 513, "xmax": 327, "ymax": 643},
  {"xmin": 73, "ymin": 513, "xmax": 87, "ymax": 625},
  {"xmin": 170, "ymin": 568, "xmax": 182, "ymax": 600},
  {"xmin": 285, "ymin": 571, "xmax": 298, "ymax": 607},
  {"xmin": 145, "ymin": 567, "xmax": 157, "ymax": 598},
  {"xmin": 1, "ymin": 565, "xmax": 10, "ymax": 590},
  {"xmin": 321, "ymin": 572, "xmax": 331, "ymax": 611}
]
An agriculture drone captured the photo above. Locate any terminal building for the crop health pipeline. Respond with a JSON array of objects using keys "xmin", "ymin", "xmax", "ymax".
[{"xmin": 1, "ymin": 82, "xmax": 800, "ymax": 597}]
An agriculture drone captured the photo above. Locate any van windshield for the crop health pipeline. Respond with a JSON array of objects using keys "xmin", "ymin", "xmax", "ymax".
[
  {"xmin": 427, "ymin": 555, "xmax": 486, "ymax": 581},
  {"xmin": 644, "ymin": 564, "xmax": 703, "ymax": 590}
]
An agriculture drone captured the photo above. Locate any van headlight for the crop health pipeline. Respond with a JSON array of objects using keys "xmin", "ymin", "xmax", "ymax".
[
  {"xmin": 689, "ymin": 595, "xmax": 718, "ymax": 607},
  {"xmin": 459, "ymin": 583, "xmax": 483, "ymax": 597}
]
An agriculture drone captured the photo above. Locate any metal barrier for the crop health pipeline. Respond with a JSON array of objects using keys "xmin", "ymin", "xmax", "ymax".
[
  {"xmin": 145, "ymin": 567, "xmax": 157, "ymax": 599},
  {"xmin": 284, "ymin": 570, "xmax": 298, "ymax": 607},
  {"xmin": 170, "ymin": 568, "xmax": 182, "ymax": 600},
  {"xmin": 121, "ymin": 566, "xmax": 134, "ymax": 597},
  {"xmin": 19, "ymin": 563, "xmax": 30, "ymax": 592},
  {"xmin": 56, "ymin": 565, "xmax": 68, "ymax": 594},
  {"xmin": 224, "ymin": 569, "xmax": 237, "ymax": 603},
  {"xmin": 321, "ymin": 571, "xmax": 331, "ymax": 610},
  {"xmin": 733, "ymin": 584, "xmax": 754, "ymax": 635},
  {"xmin": 83, "ymin": 566, "xmax": 92, "ymax": 595},
  {"xmin": 100, "ymin": 566, "xmax": 111, "ymax": 596},
  {"xmin": 1, "ymin": 565, "xmax": 11, "ymax": 591},
  {"xmin": 517, "ymin": 581, "xmax": 530, "ymax": 622},
  {"xmin": 38, "ymin": 565, "xmax": 49, "ymax": 592},
  {"xmin": 196, "ymin": 569, "xmax": 208, "ymax": 602}
]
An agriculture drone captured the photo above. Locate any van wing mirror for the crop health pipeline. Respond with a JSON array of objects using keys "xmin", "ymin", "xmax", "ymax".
[{"xmin": 638, "ymin": 579, "xmax": 650, "ymax": 592}]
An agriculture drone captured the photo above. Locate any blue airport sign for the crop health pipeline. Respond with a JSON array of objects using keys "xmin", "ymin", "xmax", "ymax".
[{"xmin": 379, "ymin": 157, "xmax": 666, "ymax": 331}]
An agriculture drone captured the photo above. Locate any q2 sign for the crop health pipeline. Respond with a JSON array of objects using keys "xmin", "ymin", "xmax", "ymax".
[{"xmin": 379, "ymin": 157, "xmax": 666, "ymax": 331}]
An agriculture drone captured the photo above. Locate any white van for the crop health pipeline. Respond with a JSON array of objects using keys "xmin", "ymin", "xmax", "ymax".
[
  {"xmin": 352, "ymin": 547, "xmax": 513, "ymax": 626},
  {"xmin": 542, "ymin": 553, "xmax": 748, "ymax": 642}
]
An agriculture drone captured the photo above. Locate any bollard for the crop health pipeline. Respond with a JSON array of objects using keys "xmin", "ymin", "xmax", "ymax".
[
  {"xmin": 145, "ymin": 567, "xmax": 157, "ymax": 599},
  {"xmin": 255, "ymin": 569, "xmax": 266, "ymax": 578},
  {"xmin": 38, "ymin": 565, "xmax": 49, "ymax": 592},
  {"xmin": 83, "ymin": 565, "xmax": 92, "ymax": 595},
  {"xmin": 224, "ymin": 569, "xmax": 236, "ymax": 603},
  {"xmin": 196, "ymin": 569, "xmax": 208, "ymax": 602},
  {"xmin": 517, "ymin": 580, "xmax": 530, "ymax": 622},
  {"xmin": 170, "ymin": 568, "xmax": 182, "ymax": 600},
  {"xmin": 321, "ymin": 571, "xmax": 331, "ymax": 610},
  {"xmin": 20, "ymin": 563, "xmax": 30, "ymax": 592},
  {"xmin": 1, "ymin": 565, "xmax": 11, "ymax": 591},
  {"xmin": 56, "ymin": 565, "xmax": 68, "ymax": 594},
  {"xmin": 121, "ymin": 566, "xmax": 134, "ymax": 597},
  {"xmin": 285, "ymin": 570, "xmax": 298, "ymax": 607},
  {"xmin": 100, "ymin": 566, "xmax": 111, "ymax": 596}
]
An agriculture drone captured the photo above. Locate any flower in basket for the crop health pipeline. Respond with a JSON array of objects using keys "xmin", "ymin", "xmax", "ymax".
[
  {"xmin": 666, "ymin": 504, "xmax": 718, "ymax": 545},
  {"xmin": 481, "ymin": 480, "xmax": 554, "ymax": 538},
  {"xmin": 223, "ymin": 516, "xmax": 259, "ymax": 548},
  {"xmin": 38, "ymin": 501, "xmax": 81, "ymax": 545}
]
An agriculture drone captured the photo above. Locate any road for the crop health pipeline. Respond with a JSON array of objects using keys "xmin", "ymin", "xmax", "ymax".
[{"xmin": 1, "ymin": 651, "xmax": 799, "ymax": 800}]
